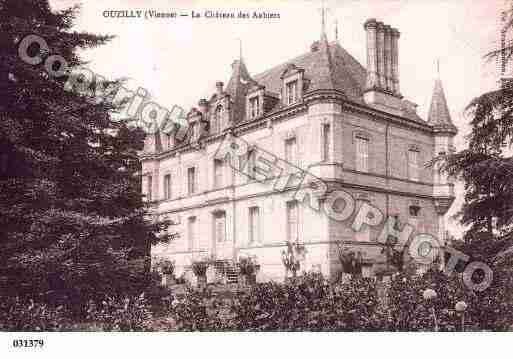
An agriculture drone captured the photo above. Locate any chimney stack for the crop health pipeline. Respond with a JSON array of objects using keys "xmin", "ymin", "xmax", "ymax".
[
  {"xmin": 384, "ymin": 25, "xmax": 393, "ymax": 91},
  {"xmin": 376, "ymin": 22, "xmax": 386, "ymax": 89},
  {"xmin": 364, "ymin": 19, "xmax": 400, "ymax": 96},
  {"xmin": 216, "ymin": 81, "xmax": 224, "ymax": 97},
  {"xmin": 391, "ymin": 27, "xmax": 400, "ymax": 94},
  {"xmin": 364, "ymin": 19, "xmax": 378, "ymax": 90},
  {"xmin": 198, "ymin": 98, "xmax": 208, "ymax": 116}
]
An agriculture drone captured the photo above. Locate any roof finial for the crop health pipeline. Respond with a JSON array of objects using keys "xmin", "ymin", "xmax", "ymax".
[
  {"xmin": 238, "ymin": 38, "xmax": 243, "ymax": 62},
  {"xmin": 319, "ymin": 0, "xmax": 329, "ymax": 40},
  {"xmin": 335, "ymin": 19, "xmax": 339, "ymax": 43},
  {"xmin": 436, "ymin": 58, "xmax": 440, "ymax": 77}
]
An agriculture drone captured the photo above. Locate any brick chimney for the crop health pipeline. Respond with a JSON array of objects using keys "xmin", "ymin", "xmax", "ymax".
[
  {"xmin": 198, "ymin": 98, "xmax": 208, "ymax": 116},
  {"xmin": 216, "ymin": 81, "xmax": 224, "ymax": 97},
  {"xmin": 364, "ymin": 19, "xmax": 400, "ymax": 96},
  {"xmin": 391, "ymin": 27, "xmax": 400, "ymax": 95},
  {"xmin": 364, "ymin": 19, "xmax": 378, "ymax": 90}
]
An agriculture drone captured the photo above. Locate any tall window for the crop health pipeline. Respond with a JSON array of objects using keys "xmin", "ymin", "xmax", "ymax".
[
  {"xmin": 409, "ymin": 205, "xmax": 421, "ymax": 232},
  {"xmin": 286, "ymin": 200, "xmax": 299, "ymax": 242},
  {"xmin": 286, "ymin": 80, "xmax": 298, "ymax": 105},
  {"xmin": 408, "ymin": 149, "xmax": 419, "ymax": 181},
  {"xmin": 249, "ymin": 206, "xmax": 260, "ymax": 244},
  {"xmin": 214, "ymin": 211, "xmax": 226, "ymax": 243},
  {"xmin": 214, "ymin": 158, "xmax": 224, "ymax": 189},
  {"xmin": 285, "ymin": 137, "xmax": 297, "ymax": 165},
  {"xmin": 322, "ymin": 123, "xmax": 331, "ymax": 161},
  {"xmin": 212, "ymin": 106, "xmax": 222, "ymax": 134},
  {"xmin": 147, "ymin": 175, "xmax": 152, "ymax": 202},
  {"xmin": 355, "ymin": 136, "xmax": 369, "ymax": 172},
  {"xmin": 187, "ymin": 216, "xmax": 196, "ymax": 251},
  {"xmin": 245, "ymin": 150, "xmax": 256, "ymax": 182},
  {"xmin": 163, "ymin": 174, "xmax": 171, "ymax": 200},
  {"xmin": 187, "ymin": 167, "xmax": 196, "ymax": 195},
  {"xmin": 165, "ymin": 133, "xmax": 172, "ymax": 149},
  {"xmin": 249, "ymin": 96, "xmax": 260, "ymax": 119}
]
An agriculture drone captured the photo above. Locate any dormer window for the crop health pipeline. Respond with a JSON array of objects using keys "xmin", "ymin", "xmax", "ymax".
[
  {"xmin": 280, "ymin": 64, "xmax": 304, "ymax": 107},
  {"xmin": 249, "ymin": 96, "xmax": 260, "ymax": 119},
  {"xmin": 246, "ymin": 85, "xmax": 265, "ymax": 121},
  {"xmin": 286, "ymin": 80, "xmax": 298, "ymax": 105}
]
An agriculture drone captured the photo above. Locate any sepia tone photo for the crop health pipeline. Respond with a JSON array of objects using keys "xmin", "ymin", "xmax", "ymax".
[{"xmin": 1, "ymin": 0, "xmax": 513, "ymax": 340}]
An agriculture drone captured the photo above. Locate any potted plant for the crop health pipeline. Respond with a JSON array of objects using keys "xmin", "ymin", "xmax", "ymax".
[
  {"xmin": 281, "ymin": 241, "xmax": 307, "ymax": 281},
  {"xmin": 155, "ymin": 259, "xmax": 175, "ymax": 286},
  {"xmin": 237, "ymin": 255, "xmax": 260, "ymax": 286},
  {"xmin": 191, "ymin": 260, "xmax": 209, "ymax": 287}
]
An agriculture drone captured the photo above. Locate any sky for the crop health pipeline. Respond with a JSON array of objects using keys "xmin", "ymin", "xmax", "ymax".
[{"xmin": 49, "ymin": 0, "xmax": 508, "ymax": 237}]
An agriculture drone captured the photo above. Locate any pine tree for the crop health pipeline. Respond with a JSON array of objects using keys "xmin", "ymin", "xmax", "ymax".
[{"xmin": 0, "ymin": 0, "xmax": 170, "ymax": 307}]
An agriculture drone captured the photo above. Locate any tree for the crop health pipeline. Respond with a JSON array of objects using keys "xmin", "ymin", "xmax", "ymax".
[
  {"xmin": 0, "ymin": 0, "xmax": 170, "ymax": 309},
  {"xmin": 432, "ymin": 3, "xmax": 513, "ymax": 330},
  {"xmin": 437, "ymin": 5, "xmax": 513, "ymax": 246}
]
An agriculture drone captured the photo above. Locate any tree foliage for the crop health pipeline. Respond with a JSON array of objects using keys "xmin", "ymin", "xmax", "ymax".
[
  {"xmin": 436, "ymin": 5, "xmax": 513, "ymax": 245},
  {"xmin": 0, "ymin": 0, "xmax": 170, "ymax": 307}
]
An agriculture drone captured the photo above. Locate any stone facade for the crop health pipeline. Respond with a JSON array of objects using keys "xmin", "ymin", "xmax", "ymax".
[{"xmin": 141, "ymin": 19, "xmax": 457, "ymax": 282}]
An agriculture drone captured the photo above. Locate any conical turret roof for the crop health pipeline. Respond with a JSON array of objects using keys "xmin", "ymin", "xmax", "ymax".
[{"xmin": 427, "ymin": 78, "xmax": 457, "ymax": 134}]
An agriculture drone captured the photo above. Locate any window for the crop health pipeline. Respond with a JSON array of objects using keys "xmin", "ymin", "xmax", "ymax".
[
  {"xmin": 409, "ymin": 205, "xmax": 421, "ymax": 217},
  {"xmin": 163, "ymin": 174, "xmax": 171, "ymax": 200},
  {"xmin": 322, "ymin": 123, "xmax": 331, "ymax": 161},
  {"xmin": 187, "ymin": 167, "xmax": 196, "ymax": 195},
  {"xmin": 249, "ymin": 206, "xmax": 260, "ymax": 244},
  {"xmin": 165, "ymin": 133, "xmax": 172, "ymax": 149},
  {"xmin": 286, "ymin": 80, "xmax": 298, "ymax": 105},
  {"xmin": 214, "ymin": 158, "xmax": 224, "ymax": 189},
  {"xmin": 408, "ymin": 149, "xmax": 419, "ymax": 181},
  {"xmin": 147, "ymin": 175, "xmax": 152, "ymax": 201},
  {"xmin": 240, "ymin": 149, "xmax": 256, "ymax": 183},
  {"xmin": 249, "ymin": 96, "xmax": 260, "ymax": 119},
  {"xmin": 246, "ymin": 150, "xmax": 256, "ymax": 182},
  {"xmin": 409, "ymin": 205, "xmax": 421, "ymax": 232},
  {"xmin": 355, "ymin": 136, "xmax": 369, "ymax": 172},
  {"xmin": 211, "ymin": 106, "xmax": 222, "ymax": 134},
  {"xmin": 286, "ymin": 201, "xmax": 299, "ymax": 242},
  {"xmin": 285, "ymin": 137, "xmax": 297, "ymax": 165},
  {"xmin": 187, "ymin": 216, "xmax": 196, "ymax": 251},
  {"xmin": 214, "ymin": 211, "xmax": 226, "ymax": 243}
]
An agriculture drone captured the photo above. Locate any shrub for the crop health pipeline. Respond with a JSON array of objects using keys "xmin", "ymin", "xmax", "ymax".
[
  {"xmin": 0, "ymin": 297, "xmax": 72, "ymax": 331},
  {"xmin": 171, "ymin": 286, "xmax": 232, "ymax": 331},
  {"xmin": 231, "ymin": 273, "xmax": 387, "ymax": 331},
  {"xmin": 85, "ymin": 294, "xmax": 154, "ymax": 331},
  {"xmin": 166, "ymin": 273, "xmax": 389, "ymax": 331},
  {"xmin": 386, "ymin": 269, "xmax": 479, "ymax": 331}
]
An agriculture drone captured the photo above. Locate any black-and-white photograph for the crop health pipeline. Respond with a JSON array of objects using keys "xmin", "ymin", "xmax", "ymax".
[{"xmin": 1, "ymin": 0, "xmax": 513, "ymax": 355}]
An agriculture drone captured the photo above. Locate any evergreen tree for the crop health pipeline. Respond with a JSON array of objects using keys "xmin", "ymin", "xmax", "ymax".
[
  {"xmin": 0, "ymin": 0, "xmax": 170, "ymax": 307},
  {"xmin": 438, "ymin": 6, "xmax": 513, "ymax": 247}
]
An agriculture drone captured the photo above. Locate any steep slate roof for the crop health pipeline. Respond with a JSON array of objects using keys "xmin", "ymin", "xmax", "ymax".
[
  {"xmin": 221, "ymin": 36, "xmax": 430, "ymax": 127},
  {"xmin": 252, "ymin": 39, "xmax": 366, "ymax": 104}
]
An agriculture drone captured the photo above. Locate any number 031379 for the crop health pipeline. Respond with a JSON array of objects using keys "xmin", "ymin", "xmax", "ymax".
[{"xmin": 12, "ymin": 339, "xmax": 44, "ymax": 348}]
